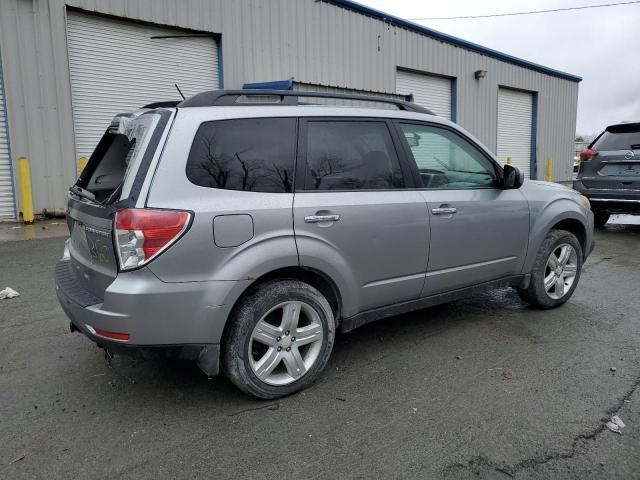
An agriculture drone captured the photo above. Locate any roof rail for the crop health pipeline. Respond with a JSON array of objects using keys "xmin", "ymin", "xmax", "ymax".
[{"xmin": 178, "ymin": 89, "xmax": 434, "ymax": 115}]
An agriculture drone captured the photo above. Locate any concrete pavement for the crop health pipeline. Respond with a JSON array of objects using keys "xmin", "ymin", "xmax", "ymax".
[{"xmin": 1, "ymin": 221, "xmax": 639, "ymax": 479}]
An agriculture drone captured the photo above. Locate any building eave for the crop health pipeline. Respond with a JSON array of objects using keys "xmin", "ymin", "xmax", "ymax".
[{"xmin": 325, "ymin": 0, "xmax": 583, "ymax": 83}]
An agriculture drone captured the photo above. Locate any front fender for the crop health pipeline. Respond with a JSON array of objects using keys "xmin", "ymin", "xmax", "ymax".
[{"xmin": 523, "ymin": 197, "xmax": 592, "ymax": 273}]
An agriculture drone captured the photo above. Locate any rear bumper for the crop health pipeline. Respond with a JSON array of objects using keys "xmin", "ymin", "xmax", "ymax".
[
  {"xmin": 573, "ymin": 179, "xmax": 640, "ymax": 213},
  {"xmin": 55, "ymin": 253, "xmax": 243, "ymax": 375},
  {"xmin": 65, "ymin": 314, "xmax": 219, "ymax": 375}
]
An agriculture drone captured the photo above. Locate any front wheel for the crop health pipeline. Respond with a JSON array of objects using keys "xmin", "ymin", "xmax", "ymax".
[
  {"xmin": 518, "ymin": 229, "xmax": 583, "ymax": 309},
  {"xmin": 222, "ymin": 279, "xmax": 335, "ymax": 399}
]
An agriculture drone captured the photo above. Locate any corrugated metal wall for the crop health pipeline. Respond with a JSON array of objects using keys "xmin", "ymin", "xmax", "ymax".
[{"xmin": 0, "ymin": 0, "xmax": 579, "ymax": 214}]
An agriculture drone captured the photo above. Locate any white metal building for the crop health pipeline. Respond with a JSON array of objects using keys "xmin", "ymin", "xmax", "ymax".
[{"xmin": 0, "ymin": 0, "xmax": 581, "ymax": 219}]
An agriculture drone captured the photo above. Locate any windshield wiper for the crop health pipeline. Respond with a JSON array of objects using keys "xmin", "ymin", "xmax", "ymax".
[
  {"xmin": 432, "ymin": 155, "xmax": 449, "ymax": 170},
  {"xmin": 69, "ymin": 185, "xmax": 97, "ymax": 203}
]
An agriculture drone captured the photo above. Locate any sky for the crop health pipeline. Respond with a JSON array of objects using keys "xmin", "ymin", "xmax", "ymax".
[{"xmin": 357, "ymin": 0, "xmax": 640, "ymax": 136}]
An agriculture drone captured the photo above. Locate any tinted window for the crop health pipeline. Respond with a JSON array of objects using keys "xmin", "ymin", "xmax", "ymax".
[
  {"xmin": 592, "ymin": 126, "xmax": 640, "ymax": 151},
  {"xmin": 186, "ymin": 118, "xmax": 296, "ymax": 193},
  {"xmin": 304, "ymin": 121, "xmax": 405, "ymax": 190},
  {"xmin": 399, "ymin": 123, "xmax": 496, "ymax": 189}
]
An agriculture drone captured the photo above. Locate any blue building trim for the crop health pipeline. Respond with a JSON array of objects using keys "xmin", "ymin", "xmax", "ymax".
[
  {"xmin": 216, "ymin": 35, "xmax": 224, "ymax": 89},
  {"xmin": 0, "ymin": 52, "xmax": 17, "ymax": 219},
  {"xmin": 325, "ymin": 0, "xmax": 582, "ymax": 83},
  {"xmin": 530, "ymin": 92, "xmax": 539, "ymax": 180},
  {"xmin": 243, "ymin": 77, "xmax": 294, "ymax": 90},
  {"xmin": 450, "ymin": 78, "xmax": 457, "ymax": 123}
]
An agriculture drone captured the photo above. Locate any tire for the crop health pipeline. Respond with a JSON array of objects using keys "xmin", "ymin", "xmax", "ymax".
[
  {"xmin": 518, "ymin": 229, "xmax": 583, "ymax": 309},
  {"xmin": 593, "ymin": 211, "xmax": 610, "ymax": 228},
  {"xmin": 222, "ymin": 279, "xmax": 335, "ymax": 399}
]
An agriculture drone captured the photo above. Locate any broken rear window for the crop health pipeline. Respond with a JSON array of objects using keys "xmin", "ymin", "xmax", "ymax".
[{"xmin": 77, "ymin": 112, "xmax": 161, "ymax": 203}]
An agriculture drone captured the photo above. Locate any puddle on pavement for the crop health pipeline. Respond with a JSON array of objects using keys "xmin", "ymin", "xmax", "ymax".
[{"xmin": 0, "ymin": 220, "xmax": 69, "ymax": 242}]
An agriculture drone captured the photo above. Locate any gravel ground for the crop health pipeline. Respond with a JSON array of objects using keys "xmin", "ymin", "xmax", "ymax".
[{"xmin": 0, "ymin": 220, "xmax": 639, "ymax": 479}]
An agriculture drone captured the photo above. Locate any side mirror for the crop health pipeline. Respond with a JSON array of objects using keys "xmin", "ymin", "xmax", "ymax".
[
  {"xmin": 503, "ymin": 164, "xmax": 524, "ymax": 189},
  {"xmin": 406, "ymin": 132, "xmax": 421, "ymax": 147}
]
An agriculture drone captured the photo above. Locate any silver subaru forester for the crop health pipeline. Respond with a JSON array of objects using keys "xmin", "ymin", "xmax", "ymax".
[{"xmin": 55, "ymin": 90, "xmax": 594, "ymax": 399}]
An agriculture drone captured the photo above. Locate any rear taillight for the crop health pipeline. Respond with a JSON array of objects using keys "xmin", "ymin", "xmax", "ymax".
[
  {"xmin": 114, "ymin": 208, "xmax": 191, "ymax": 270},
  {"xmin": 579, "ymin": 148, "xmax": 598, "ymax": 161}
]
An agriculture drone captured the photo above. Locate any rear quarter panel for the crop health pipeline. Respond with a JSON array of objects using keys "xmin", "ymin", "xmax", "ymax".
[{"xmin": 144, "ymin": 110, "xmax": 299, "ymax": 284}]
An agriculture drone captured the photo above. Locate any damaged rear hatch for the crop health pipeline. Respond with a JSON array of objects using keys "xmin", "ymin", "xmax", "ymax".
[{"xmin": 61, "ymin": 108, "xmax": 174, "ymax": 303}]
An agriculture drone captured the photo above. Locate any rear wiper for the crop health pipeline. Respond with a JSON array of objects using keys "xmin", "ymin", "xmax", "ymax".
[
  {"xmin": 103, "ymin": 182, "xmax": 123, "ymax": 206},
  {"xmin": 69, "ymin": 185, "xmax": 97, "ymax": 203}
]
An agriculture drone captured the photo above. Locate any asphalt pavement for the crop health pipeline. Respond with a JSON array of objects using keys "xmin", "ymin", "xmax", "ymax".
[{"xmin": 1, "ymin": 220, "xmax": 639, "ymax": 479}]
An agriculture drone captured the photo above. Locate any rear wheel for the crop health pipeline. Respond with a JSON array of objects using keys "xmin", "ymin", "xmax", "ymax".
[
  {"xmin": 518, "ymin": 229, "xmax": 583, "ymax": 309},
  {"xmin": 222, "ymin": 279, "xmax": 335, "ymax": 399},
  {"xmin": 593, "ymin": 211, "xmax": 610, "ymax": 228}
]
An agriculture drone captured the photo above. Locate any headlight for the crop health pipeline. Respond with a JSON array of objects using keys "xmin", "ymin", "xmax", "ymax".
[{"xmin": 579, "ymin": 195, "xmax": 590, "ymax": 209}]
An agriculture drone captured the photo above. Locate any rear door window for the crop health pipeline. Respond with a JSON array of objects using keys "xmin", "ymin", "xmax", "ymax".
[
  {"xmin": 302, "ymin": 120, "xmax": 405, "ymax": 190},
  {"xmin": 592, "ymin": 125, "xmax": 640, "ymax": 151},
  {"xmin": 186, "ymin": 118, "xmax": 297, "ymax": 193}
]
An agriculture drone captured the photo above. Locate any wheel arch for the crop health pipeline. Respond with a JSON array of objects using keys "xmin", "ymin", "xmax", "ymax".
[
  {"xmin": 220, "ymin": 266, "xmax": 344, "ymax": 350},
  {"xmin": 247, "ymin": 266, "xmax": 343, "ymax": 322},
  {"xmin": 550, "ymin": 218, "xmax": 587, "ymax": 254},
  {"xmin": 524, "ymin": 199, "xmax": 590, "ymax": 273}
]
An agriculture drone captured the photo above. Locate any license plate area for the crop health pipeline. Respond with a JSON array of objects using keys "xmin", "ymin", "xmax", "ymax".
[
  {"xmin": 73, "ymin": 222, "xmax": 115, "ymax": 267},
  {"xmin": 70, "ymin": 222, "xmax": 91, "ymax": 260},
  {"xmin": 599, "ymin": 162, "xmax": 640, "ymax": 176}
]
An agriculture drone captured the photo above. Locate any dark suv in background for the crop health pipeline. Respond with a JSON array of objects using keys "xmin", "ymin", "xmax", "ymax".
[{"xmin": 574, "ymin": 122, "xmax": 640, "ymax": 226}]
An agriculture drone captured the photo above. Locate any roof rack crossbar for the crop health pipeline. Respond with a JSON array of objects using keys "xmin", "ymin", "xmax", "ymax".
[
  {"xmin": 142, "ymin": 100, "xmax": 181, "ymax": 109},
  {"xmin": 178, "ymin": 89, "xmax": 434, "ymax": 115}
]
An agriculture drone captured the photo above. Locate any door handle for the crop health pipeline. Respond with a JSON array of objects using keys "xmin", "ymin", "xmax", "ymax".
[
  {"xmin": 431, "ymin": 207, "xmax": 457, "ymax": 215},
  {"xmin": 304, "ymin": 214, "xmax": 340, "ymax": 223}
]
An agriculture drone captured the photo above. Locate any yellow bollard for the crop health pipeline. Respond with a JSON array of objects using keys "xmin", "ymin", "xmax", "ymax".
[
  {"xmin": 545, "ymin": 157, "xmax": 553, "ymax": 182},
  {"xmin": 506, "ymin": 156, "xmax": 512, "ymax": 165},
  {"xmin": 77, "ymin": 156, "xmax": 88, "ymax": 175},
  {"xmin": 17, "ymin": 157, "xmax": 35, "ymax": 224}
]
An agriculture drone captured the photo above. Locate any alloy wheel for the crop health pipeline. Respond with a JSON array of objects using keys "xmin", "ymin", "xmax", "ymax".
[
  {"xmin": 248, "ymin": 301, "xmax": 324, "ymax": 386},
  {"xmin": 544, "ymin": 243, "xmax": 578, "ymax": 300}
]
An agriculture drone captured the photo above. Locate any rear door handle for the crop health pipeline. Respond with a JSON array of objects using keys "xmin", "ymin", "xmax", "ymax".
[
  {"xmin": 305, "ymin": 214, "xmax": 340, "ymax": 223},
  {"xmin": 431, "ymin": 207, "xmax": 457, "ymax": 215}
]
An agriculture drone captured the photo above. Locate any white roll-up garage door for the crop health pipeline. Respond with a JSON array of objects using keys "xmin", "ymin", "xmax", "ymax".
[
  {"xmin": 497, "ymin": 88, "xmax": 534, "ymax": 179},
  {"xmin": 66, "ymin": 11, "xmax": 220, "ymax": 161},
  {"xmin": 396, "ymin": 70, "xmax": 452, "ymax": 120},
  {"xmin": 0, "ymin": 58, "xmax": 15, "ymax": 219}
]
